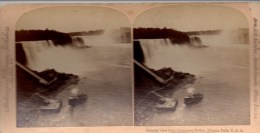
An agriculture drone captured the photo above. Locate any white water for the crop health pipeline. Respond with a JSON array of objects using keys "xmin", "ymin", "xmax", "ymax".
[
  {"xmin": 20, "ymin": 32, "xmax": 129, "ymax": 76},
  {"xmin": 140, "ymin": 38, "xmax": 212, "ymax": 75},
  {"xmin": 139, "ymin": 31, "xmax": 247, "ymax": 75},
  {"xmin": 21, "ymin": 40, "xmax": 96, "ymax": 75}
]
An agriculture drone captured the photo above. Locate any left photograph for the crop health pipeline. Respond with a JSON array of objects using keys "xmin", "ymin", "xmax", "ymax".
[{"xmin": 15, "ymin": 6, "xmax": 132, "ymax": 127}]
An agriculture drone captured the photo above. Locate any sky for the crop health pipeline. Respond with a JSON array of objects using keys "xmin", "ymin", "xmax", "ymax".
[
  {"xmin": 16, "ymin": 6, "xmax": 130, "ymax": 33},
  {"xmin": 16, "ymin": 5, "xmax": 249, "ymax": 33},
  {"xmin": 134, "ymin": 5, "xmax": 248, "ymax": 32}
]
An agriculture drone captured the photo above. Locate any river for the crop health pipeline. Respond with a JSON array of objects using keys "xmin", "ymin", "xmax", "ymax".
[
  {"xmin": 17, "ymin": 35, "xmax": 133, "ymax": 127},
  {"xmin": 135, "ymin": 37, "xmax": 250, "ymax": 126}
]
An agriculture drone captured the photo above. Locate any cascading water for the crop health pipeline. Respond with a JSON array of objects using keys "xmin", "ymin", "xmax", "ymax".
[
  {"xmin": 139, "ymin": 38, "xmax": 210, "ymax": 75},
  {"xmin": 138, "ymin": 30, "xmax": 248, "ymax": 76},
  {"xmin": 18, "ymin": 29, "xmax": 131, "ymax": 77},
  {"xmin": 19, "ymin": 37, "xmax": 99, "ymax": 76}
]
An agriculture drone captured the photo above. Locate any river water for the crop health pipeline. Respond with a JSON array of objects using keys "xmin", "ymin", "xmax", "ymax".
[
  {"xmin": 17, "ymin": 35, "xmax": 133, "ymax": 127},
  {"xmin": 135, "ymin": 37, "xmax": 250, "ymax": 126},
  {"xmin": 17, "ymin": 33, "xmax": 250, "ymax": 126}
]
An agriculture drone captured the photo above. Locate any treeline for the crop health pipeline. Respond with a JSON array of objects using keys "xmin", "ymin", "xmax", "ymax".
[
  {"xmin": 68, "ymin": 29, "xmax": 104, "ymax": 36},
  {"xmin": 134, "ymin": 27, "xmax": 190, "ymax": 44},
  {"xmin": 16, "ymin": 29, "xmax": 72, "ymax": 45},
  {"xmin": 186, "ymin": 30, "xmax": 222, "ymax": 35}
]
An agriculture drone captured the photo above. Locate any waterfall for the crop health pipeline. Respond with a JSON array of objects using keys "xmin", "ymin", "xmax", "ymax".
[
  {"xmin": 137, "ymin": 29, "xmax": 246, "ymax": 75},
  {"xmin": 137, "ymin": 39, "xmax": 213, "ymax": 75},
  {"xmin": 139, "ymin": 39, "xmax": 168, "ymax": 69},
  {"xmin": 19, "ymin": 39, "xmax": 97, "ymax": 76},
  {"xmin": 21, "ymin": 40, "xmax": 56, "ymax": 70},
  {"xmin": 17, "ymin": 30, "xmax": 129, "ymax": 77}
]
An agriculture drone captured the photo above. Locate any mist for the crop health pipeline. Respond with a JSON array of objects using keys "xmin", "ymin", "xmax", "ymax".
[
  {"xmin": 139, "ymin": 30, "xmax": 248, "ymax": 75},
  {"xmin": 20, "ymin": 29, "xmax": 130, "ymax": 76}
]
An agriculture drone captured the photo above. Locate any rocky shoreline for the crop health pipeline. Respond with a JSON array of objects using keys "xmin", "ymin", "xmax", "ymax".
[
  {"xmin": 16, "ymin": 67, "xmax": 79, "ymax": 127},
  {"xmin": 134, "ymin": 67, "xmax": 196, "ymax": 125}
]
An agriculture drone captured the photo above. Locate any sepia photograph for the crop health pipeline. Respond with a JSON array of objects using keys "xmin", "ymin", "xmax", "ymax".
[
  {"xmin": 134, "ymin": 5, "xmax": 250, "ymax": 126},
  {"xmin": 15, "ymin": 6, "xmax": 132, "ymax": 127},
  {"xmin": 0, "ymin": 3, "xmax": 260, "ymax": 133}
]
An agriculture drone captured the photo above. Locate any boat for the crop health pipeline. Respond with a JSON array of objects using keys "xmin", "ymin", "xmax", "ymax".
[
  {"xmin": 155, "ymin": 98, "xmax": 178, "ymax": 111},
  {"xmin": 184, "ymin": 93, "xmax": 203, "ymax": 105}
]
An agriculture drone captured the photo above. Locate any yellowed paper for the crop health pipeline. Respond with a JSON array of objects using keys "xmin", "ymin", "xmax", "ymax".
[{"xmin": 0, "ymin": 2, "xmax": 259, "ymax": 133}]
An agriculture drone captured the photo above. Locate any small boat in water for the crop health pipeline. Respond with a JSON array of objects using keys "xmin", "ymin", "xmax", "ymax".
[
  {"xmin": 184, "ymin": 93, "xmax": 203, "ymax": 105},
  {"xmin": 155, "ymin": 98, "xmax": 178, "ymax": 111}
]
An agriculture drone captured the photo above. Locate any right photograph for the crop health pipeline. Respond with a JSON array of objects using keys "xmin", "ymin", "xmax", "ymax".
[{"xmin": 133, "ymin": 5, "xmax": 250, "ymax": 126}]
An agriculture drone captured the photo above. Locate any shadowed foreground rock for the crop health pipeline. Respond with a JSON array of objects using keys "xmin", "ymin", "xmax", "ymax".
[
  {"xmin": 17, "ymin": 67, "xmax": 79, "ymax": 127},
  {"xmin": 134, "ymin": 66, "xmax": 196, "ymax": 125}
]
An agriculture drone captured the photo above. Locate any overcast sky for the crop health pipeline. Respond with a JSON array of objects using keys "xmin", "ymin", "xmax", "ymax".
[
  {"xmin": 16, "ymin": 6, "xmax": 130, "ymax": 33},
  {"xmin": 16, "ymin": 5, "xmax": 248, "ymax": 33},
  {"xmin": 134, "ymin": 5, "xmax": 248, "ymax": 32}
]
